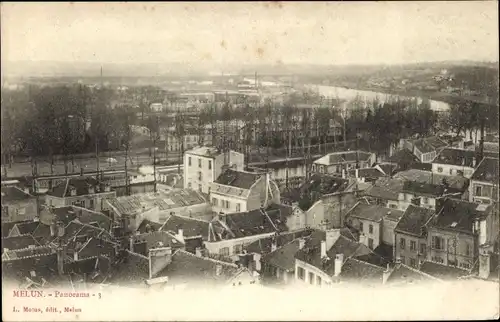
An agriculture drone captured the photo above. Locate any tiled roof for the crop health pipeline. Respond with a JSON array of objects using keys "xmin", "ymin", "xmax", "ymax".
[
  {"xmin": 32, "ymin": 223, "xmax": 54, "ymax": 245},
  {"xmin": 47, "ymin": 177, "xmax": 106, "ymax": 197},
  {"xmin": 156, "ymin": 249, "xmax": 243, "ymax": 286},
  {"xmin": 2, "ymin": 235, "xmax": 40, "ymax": 253},
  {"xmin": 376, "ymin": 163, "xmax": 398, "ymax": 176},
  {"xmin": 362, "ymin": 177, "xmax": 404, "ymax": 201},
  {"xmin": 2, "ymin": 220, "xmax": 31, "ymax": 238},
  {"xmin": 412, "ymin": 136, "xmax": 447, "ymax": 154},
  {"xmin": 77, "ymin": 237, "xmax": 118, "ymax": 259},
  {"xmin": 432, "ymin": 198, "xmax": 491, "ymax": 234},
  {"xmin": 3, "ymin": 245, "xmax": 54, "ymax": 260},
  {"xmin": 394, "ymin": 169, "xmax": 469, "ymax": 191},
  {"xmin": 346, "ymin": 203, "xmax": 398, "ymax": 223},
  {"xmin": 13, "ymin": 221, "xmax": 40, "ymax": 235},
  {"xmin": 251, "ymin": 158, "xmax": 307, "ymax": 170},
  {"xmin": 471, "ymin": 157, "xmax": 499, "ymax": 183},
  {"xmin": 419, "ymin": 261, "xmax": 469, "ymax": 280},
  {"xmin": 395, "ymin": 205, "xmax": 434, "ymax": 237},
  {"xmin": 186, "ymin": 146, "xmax": 223, "ymax": 158},
  {"xmin": 65, "ymin": 256, "xmax": 111, "ymax": 284},
  {"xmin": 161, "ymin": 215, "xmax": 223, "ymax": 241},
  {"xmin": 402, "ymin": 181, "xmax": 449, "ymax": 197},
  {"xmin": 433, "ymin": 148, "xmax": 477, "ymax": 167},
  {"xmin": 43, "ymin": 206, "xmax": 113, "ymax": 231},
  {"xmin": 314, "ymin": 150, "xmax": 373, "ymax": 165},
  {"xmin": 262, "ymin": 239, "xmax": 303, "ymax": 271},
  {"xmin": 384, "ymin": 209, "xmax": 405, "ymax": 222},
  {"xmin": 1, "ymin": 187, "xmax": 34, "ymax": 202},
  {"xmin": 109, "ymin": 250, "xmax": 150, "ymax": 286},
  {"xmin": 107, "ymin": 190, "xmax": 207, "ymax": 216},
  {"xmin": 2, "ymin": 253, "xmax": 58, "ymax": 284},
  {"xmin": 388, "ymin": 149, "xmax": 419, "ymax": 164},
  {"xmin": 215, "ymin": 169, "xmax": 262, "ymax": 190},
  {"xmin": 244, "ymin": 229, "xmax": 314, "ymax": 254},
  {"xmin": 137, "ymin": 219, "xmax": 163, "ymax": 234},
  {"xmin": 339, "ymin": 257, "xmax": 385, "ymax": 283},
  {"xmin": 386, "ymin": 263, "xmax": 439, "ymax": 284}
]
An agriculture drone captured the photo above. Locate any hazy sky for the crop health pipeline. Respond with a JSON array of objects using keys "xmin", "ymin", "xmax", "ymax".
[{"xmin": 1, "ymin": 1, "xmax": 498, "ymax": 66}]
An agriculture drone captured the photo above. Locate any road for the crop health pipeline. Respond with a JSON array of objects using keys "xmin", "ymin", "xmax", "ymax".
[{"xmin": 2, "ymin": 153, "xmax": 183, "ymax": 178}]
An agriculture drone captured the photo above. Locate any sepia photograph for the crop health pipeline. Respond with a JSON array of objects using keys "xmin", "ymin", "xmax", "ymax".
[{"xmin": 1, "ymin": 1, "xmax": 499, "ymax": 321}]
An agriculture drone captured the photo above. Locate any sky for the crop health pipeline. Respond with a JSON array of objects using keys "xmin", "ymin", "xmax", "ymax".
[{"xmin": 1, "ymin": 1, "xmax": 498, "ymax": 66}]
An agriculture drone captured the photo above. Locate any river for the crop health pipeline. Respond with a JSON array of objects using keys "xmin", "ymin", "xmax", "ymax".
[{"xmin": 306, "ymin": 84, "xmax": 450, "ymax": 112}]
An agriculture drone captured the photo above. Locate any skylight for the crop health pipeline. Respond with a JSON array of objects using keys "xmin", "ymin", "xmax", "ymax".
[{"xmin": 450, "ymin": 222, "xmax": 458, "ymax": 227}]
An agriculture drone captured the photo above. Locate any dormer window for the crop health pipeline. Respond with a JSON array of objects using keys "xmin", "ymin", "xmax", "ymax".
[{"xmin": 69, "ymin": 187, "xmax": 77, "ymax": 196}]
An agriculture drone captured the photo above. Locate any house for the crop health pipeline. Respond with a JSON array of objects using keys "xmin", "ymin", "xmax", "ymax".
[
  {"xmin": 1, "ymin": 187, "xmax": 38, "ymax": 222},
  {"xmin": 260, "ymin": 237, "xmax": 307, "ymax": 285},
  {"xmin": 184, "ymin": 146, "xmax": 244, "ymax": 194},
  {"xmin": 250, "ymin": 158, "xmax": 307, "ymax": 192},
  {"xmin": 394, "ymin": 169, "xmax": 470, "ymax": 194},
  {"xmin": 345, "ymin": 203, "xmax": 403, "ymax": 251},
  {"xmin": 347, "ymin": 167, "xmax": 387, "ymax": 183},
  {"xmin": 426, "ymin": 198, "xmax": 499, "ymax": 274},
  {"xmin": 396, "ymin": 181, "xmax": 462, "ymax": 211},
  {"xmin": 45, "ymin": 177, "xmax": 115, "ymax": 212},
  {"xmin": 105, "ymin": 189, "xmax": 211, "ymax": 230},
  {"xmin": 210, "ymin": 169, "xmax": 280, "ymax": 214},
  {"xmin": 394, "ymin": 205, "xmax": 435, "ymax": 268},
  {"xmin": 2, "ymin": 234, "xmax": 40, "ymax": 254},
  {"xmin": 469, "ymin": 157, "xmax": 499, "ymax": 204},
  {"xmin": 383, "ymin": 262, "xmax": 441, "ymax": 285},
  {"xmin": 399, "ymin": 136, "xmax": 448, "ymax": 163},
  {"xmin": 478, "ymin": 237, "xmax": 499, "ymax": 282},
  {"xmin": 386, "ymin": 149, "xmax": 421, "ymax": 173},
  {"xmin": 362, "ymin": 177, "xmax": 406, "ymax": 211},
  {"xmin": 205, "ymin": 204, "xmax": 301, "ymax": 260},
  {"xmin": 129, "ymin": 231, "xmax": 185, "ymax": 257},
  {"xmin": 312, "ymin": 150, "xmax": 376, "ymax": 175},
  {"xmin": 431, "ymin": 148, "xmax": 478, "ymax": 178},
  {"xmin": 294, "ymin": 228, "xmax": 383, "ymax": 286}
]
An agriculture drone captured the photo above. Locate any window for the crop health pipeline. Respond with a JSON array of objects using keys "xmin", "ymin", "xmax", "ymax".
[
  {"xmin": 475, "ymin": 185, "xmax": 482, "ymax": 197},
  {"xmin": 465, "ymin": 243, "xmax": 471, "ymax": 256},
  {"xmin": 188, "ymin": 182, "xmax": 192, "ymax": 189},
  {"xmin": 198, "ymin": 172, "xmax": 202, "ymax": 181},
  {"xmin": 208, "ymin": 187, "xmax": 211, "ymax": 195},
  {"xmin": 437, "ymin": 167, "xmax": 443, "ymax": 173},
  {"xmin": 208, "ymin": 160, "xmax": 212, "ymax": 170},
  {"xmin": 368, "ymin": 238, "xmax": 374, "ymax": 249},
  {"xmin": 308, "ymin": 272, "xmax": 314, "ymax": 284},
  {"xmin": 198, "ymin": 184, "xmax": 202, "ymax": 192},
  {"xmin": 400, "ymin": 237, "xmax": 406, "ymax": 250},
  {"xmin": 420, "ymin": 243, "xmax": 426, "ymax": 255},
  {"xmin": 423, "ymin": 197, "xmax": 429, "ymax": 204},
  {"xmin": 460, "ymin": 262, "xmax": 471, "ymax": 269},
  {"xmin": 236, "ymin": 203, "xmax": 241, "ymax": 212},
  {"xmin": 449, "ymin": 169, "xmax": 453, "ymax": 175},
  {"xmin": 409, "ymin": 258, "xmax": 417, "ymax": 268},
  {"xmin": 233, "ymin": 244, "xmax": 242, "ymax": 254},
  {"xmin": 89, "ymin": 199, "xmax": 95, "ymax": 209},
  {"xmin": 212, "ymin": 198, "xmax": 218, "ymax": 206},
  {"xmin": 188, "ymin": 157, "xmax": 192, "ymax": 166},
  {"xmin": 400, "ymin": 256, "xmax": 406, "ymax": 264},
  {"xmin": 368, "ymin": 224, "xmax": 373, "ymax": 234},
  {"xmin": 226, "ymin": 200, "xmax": 230, "ymax": 209},
  {"xmin": 432, "ymin": 236, "xmax": 444, "ymax": 250},
  {"xmin": 297, "ymin": 267, "xmax": 305, "ymax": 280},
  {"xmin": 405, "ymin": 194, "xmax": 411, "ymax": 202},
  {"xmin": 389, "ymin": 204, "xmax": 397, "ymax": 209},
  {"xmin": 316, "ymin": 276, "xmax": 322, "ymax": 286},
  {"xmin": 198, "ymin": 158, "xmax": 202, "ymax": 168},
  {"xmin": 410, "ymin": 240, "xmax": 416, "ymax": 251},
  {"xmin": 219, "ymin": 247, "xmax": 229, "ymax": 256},
  {"xmin": 360, "ymin": 222, "xmax": 364, "ymax": 232}
]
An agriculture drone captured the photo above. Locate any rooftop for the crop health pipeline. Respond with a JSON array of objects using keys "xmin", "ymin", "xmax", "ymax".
[
  {"xmin": 402, "ymin": 181, "xmax": 451, "ymax": 197},
  {"xmin": 471, "ymin": 157, "xmax": 499, "ymax": 183},
  {"xmin": 386, "ymin": 263, "xmax": 440, "ymax": 284},
  {"xmin": 348, "ymin": 167, "xmax": 387, "ymax": 179},
  {"xmin": 108, "ymin": 251, "xmax": 150, "ymax": 287},
  {"xmin": 338, "ymin": 257, "xmax": 385, "ymax": 283},
  {"xmin": 395, "ymin": 205, "xmax": 435, "ymax": 237},
  {"xmin": 214, "ymin": 169, "xmax": 263, "ymax": 190},
  {"xmin": 136, "ymin": 219, "xmax": 163, "ymax": 234},
  {"xmin": 161, "ymin": 215, "xmax": 224, "ymax": 242},
  {"xmin": 394, "ymin": 169, "xmax": 469, "ymax": 191},
  {"xmin": 39, "ymin": 206, "xmax": 113, "ymax": 231},
  {"xmin": 411, "ymin": 136, "xmax": 448, "ymax": 154},
  {"xmin": 107, "ymin": 190, "xmax": 207, "ymax": 216},
  {"xmin": 432, "ymin": 198, "xmax": 493, "ymax": 234},
  {"xmin": 1, "ymin": 187, "xmax": 34, "ymax": 202},
  {"xmin": 244, "ymin": 229, "xmax": 314, "ymax": 255},
  {"xmin": 262, "ymin": 239, "xmax": 305, "ymax": 271},
  {"xmin": 433, "ymin": 148, "xmax": 477, "ymax": 167},
  {"xmin": 363, "ymin": 177, "xmax": 405, "ymax": 201},
  {"xmin": 1, "ymin": 235, "xmax": 40, "ymax": 253},
  {"xmin": 419, "ymin": 261, "xmax": 470, "ymax": 280},
  {"xmin": 314, "ymin": 150, "xmax": 373, "ymax": 166},
  {"xmin": 388, "ymin": 149, "xmax": 420, "ymax": 165},
  {"xmin": 131, "ymin": 231, "xmax": 184, "ymax": 256},
  {"xmin": 346, "ymin": 203, "xmax": 401, "ymax": 223},
  {"xmin": 186, "ymin": 146, "xmax": 223, "ymax": 158}
]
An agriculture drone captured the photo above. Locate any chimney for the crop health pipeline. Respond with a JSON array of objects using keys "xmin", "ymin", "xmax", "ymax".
[
  {"xmin": 215, "ymin": 263, "xmax": 222, "ymax": 276},
  {"xmin": 271, "ymin": 238, "xmax": 278, "ymax": 252},
  {"xmin": 341, "ymin": 169, "xmax": 346, "ymax": 179},
  {"xmin": 57, "ymin": 247, "xmax": 64, "ymax": 276},
  {"xmin": 80, "ymin": 168, "xmax": 84, "ymax": 176},
  {"xmin": 326, "ymin": 229, "xmax": 341, "ymax": 250},
  {"xmin": 50, "ymin": 223, "xmax": 56, "ymax": 237},
  {"xmin": 22, "ymin": 186, "xmax": 30, "ymax": 194},
  {"xmin": 70, "ymin": 186, "xmax": 77, "ymax": 196},
  {"xmin": 382, "ymin": 263, "xmax": 393, "ymax": 284},
  {"xmin": 478, "ymin": 245, "xmax": 492, "ymax": 279},
  {"xmin": 129, "ymin": 236, "xmax": 134, "ymax": 252},
  {"xmin": 56, "ymin": 221, "xmax": 65, "ymax": 237},
  {"xmin": 74, "ymin": 251, "xmax": 79, "ymax": 261},
  {"xmin": 355, "ymin": 168, "xmax": 359, "ymax": 179},
  {"xmin": 148, "ymin": 247, "xmax": 173, "ymax": 279},
  {"xmin": 334, "ymin": 253, "xmax": 344, "ymax": 277},
  {"xmin": 298, "ymin": 238, "xmax": 306, "ymax": 250},
  {"xmin": 320, "ymin": 240, "xmax": 327, "ymax": 258},
  {"xmin": 253, "ymin": 253, "xmax": 262, "ymax": 272},
  {"xmin": 176, "ymin": 229, "xmax": 185, "ymax": 243},
  {"xmin": 359, "ymin": 233, "xmax": 366, "ymax": 245},
  {"xmin": 195, "ymin": 247, "xmax": 202, "ymax": 257}
]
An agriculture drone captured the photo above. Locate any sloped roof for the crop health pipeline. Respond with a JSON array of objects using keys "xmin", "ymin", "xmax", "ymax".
[
  {"xmin": 314, "ymin": 150, "xmax": 373, "ymax": 165},
  {"xmin": 131, "ymin": 231, "xmax": 184, "ymax": 256},
  {"xmin": 161, "ymin": 215, "xmax": 223, "ymax": 241},
  {"xmin": 386, "ymin": 263, "xmax": 439, "ymax": 284},
  {"xmin": 394, "ymin": 169, "xmax": 469, "ymax": 191},
  {"xmin": 395, "ymin": 205, "xmax": 434, "ymax": 237},
  {"xmin": 1, "ymin": 235, "xmax": 40, "ymax": 253},
  {"xmin": 137, "ymin": 219, "xmax": 163, "ymax": 234},
  {"xmin": 262, "ymin": 239, "xmax": 303, "ymax": 271},
  {"xmin": 156, "ymin": 249, "xmax": 244, "ymax": 286},
  {"xmin": 432, "ymin": 198, "xmax": 492, "ymax": 234},
  {"xmin": 363, "ymin": 177, "xmax": 404, "ymax": 201},
  {"xmin": 245, "ymin": 229, "xmax": 314, "ymax": 255},
  {"xmin": 402, "ymin": 181, "xmax": 449, "ymax": 197},
  {"xmin": 419, "ymin": 261, "xmax": 469, "ymax": 280},
  {"xmin": 76, "ymin": 237, "xmax": 119, "ymax": 260},
  {"xmin": 346, "ymin": 203, "xmax": 399, "ymax": 223},
  {"xmin": 1, "ymin": 187, "xmax": 34, "ymax": 202},
  {"xmin": 107, "ymin": 190, "xmax": 207, "ymax": 216},
  {"xmin": 388, "ymin": 149, "xmax": 420, "ymax": 164},
  {"xmin": 433, "ymin": 148, "xmax": 476, "ymax": 167},
  {"xmin": 215, "ymin": 169, "xmax": 262, "ymax": 190},
  {"xmin": 108, "ymin": 251, "xmax": 150, "ymax": 286},
  {"xmin": 13, "ymin": 221, "xmax": 40, "ymax": 235},
  {"xmin": 3, "ymin": 245, "xmax": 54, "ymax": 260},
  {"xmin": 339, "ymin": 257, "xmax": 385, "ymax": 283},
  {"xmin": 471, "ymin": 157, "xmax": 499, "ymax": 183},
  {"xmin": 2, "ymin": 220, "xmax": 31, "ymax": 237},
  {"xmin": 348, "ymin": 167, "xmax": 386, "ymax": 179}
]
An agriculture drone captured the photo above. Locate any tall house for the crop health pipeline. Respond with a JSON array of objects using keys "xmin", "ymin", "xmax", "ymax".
[
  {"xmin": 469, "ymin": 157, "xmax": 499, "ymax": 204},
  {"xmin": 183, "ymin": 147, "xmax": 244, "ymax": 194}
]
